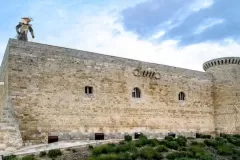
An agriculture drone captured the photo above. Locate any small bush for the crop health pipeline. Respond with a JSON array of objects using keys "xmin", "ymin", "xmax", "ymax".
[
  {"xmin": 117, "ymin": 152, "xmax": 132, "ymax": 160},
  {"xmin": 124, "ymin": 135, "xmax": 132, "ymax": 142},
  {"xmin": 189, "ymin": 145, "xmax": 211, "ymax": 159},
  {"xmin": 166, "ymin": 141, "xmax": 179, "ymax": 150},
  {"xmin": 178, "ymin": 146, "xmax": 188, "ymax": 151},
  {"xmin": 3, "ymin": 155, "xmax": 18, "ymax": 160},
  {"xmin": 21, "ymin": 155, "xmax": 36, "ymax": 160},
  {"xmin": 88, "ymin": 145, "xmax": 94, "ymax": 149},
  {"xmin": 148, "ymin": 138, "xmax": 160, "ymax": 147},
  {"xmin": 92, "ymin": 144, "xmax": 115, "ymax": 155},
  {"xmin": 47, "ymin": 149, "xmax": 62, "ymax": 158},
  {"xmin": 233, "ymin": 134, "xmax": 240, "ymax": 138},
  {"xmin": 176, "ymin": 136, "xmax": 187, "ymax": 146},
  {"xmin": 39, "ymin": 151, "xmax": 46, "ymax": 157},
  {"xmin": 158, "ymin": 140, "xmax": 167, "ymax": 146},
  {"xmin": 217, "ymin": 144, "xmax": 233, "ymax": 155},
  {"xmin": 233, "ymin": 148, "xmax": 240, "ymax": 156},
  {"xmin": 166, "ymin": 151, "xmax": 192, "ymax": 160},
  {"xmin": 165, "ymin": 136, "xmax": 174, "ymax": 141},
  {"xmin": 204, "ymin": 139, "xmax": 217, "ymax": 148},
  {"xmin": 135, "ymin": 135, "xmax": 149, "ymax": 147},
  {"xmin": 155, "ymin": 145, "xmax": 169, "ymax": 152},
  {"xmin": 191, "ymin": 141, "xmax": 205, "ymax": 147},
  {"xmin": 215, "ymin": 137, "xmax": 228, "ymax": 145},
  {"xmin": 140, "ymin": 146, "xmax": 163, "ymax": 160},
  {"xmin": 232, "ymin": 154, "xmax": 240, "ymax": 160}
]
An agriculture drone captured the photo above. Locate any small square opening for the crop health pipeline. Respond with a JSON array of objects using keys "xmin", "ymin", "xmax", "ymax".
[
  {"xmin": 134, "ymin": 132, "xmax": 143, "ymax": 139},
  {"xmin": 48, "ymin": 136, "xmax": 58, "ymax": 144},
  {"xmin": 168, "ymin": 132, "xmax": 176, "ymax": 138},
  {"xmin": 95, "ymin": 133, "xmax": 104, "ymax": 140}
]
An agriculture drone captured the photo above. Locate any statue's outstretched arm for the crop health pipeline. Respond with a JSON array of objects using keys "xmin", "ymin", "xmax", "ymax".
[
  {"xmin": 16, "ymin": 23, "xmax": 21, "ymax": 34},
  {"xmin": 29, "ymin": 25, "xmax": 35, "ymax": 38}
]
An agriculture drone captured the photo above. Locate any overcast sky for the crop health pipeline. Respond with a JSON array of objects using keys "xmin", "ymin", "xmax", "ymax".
[{"xmin": 0, "ymin": 0, "xmax": 240, "ymax": 71}]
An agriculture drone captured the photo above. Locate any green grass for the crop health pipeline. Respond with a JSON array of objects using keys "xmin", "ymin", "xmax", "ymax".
[{"xmin": 88, "ymin": 134, "xmax": 240, "ymax": 160}]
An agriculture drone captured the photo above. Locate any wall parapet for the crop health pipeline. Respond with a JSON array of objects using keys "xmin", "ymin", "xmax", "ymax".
[{"xmin": 203, "ymin": 57, "xmax": 240, "ymax": 71}]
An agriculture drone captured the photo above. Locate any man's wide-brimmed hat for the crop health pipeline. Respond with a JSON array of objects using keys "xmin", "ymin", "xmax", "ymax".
[{"xmin": 21, "ymin": 17, "xmax": 33, "ymax": 21}]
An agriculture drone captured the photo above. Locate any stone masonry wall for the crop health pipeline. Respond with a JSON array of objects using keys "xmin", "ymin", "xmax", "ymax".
[
  {"xmin": 5, "ymin": 39, "xmax": 215, "ymax": 145},
  {"xmin": 0, "ymin": 41, "xmax": 23, "ymax": 152},
  {"xmin": 205, "ymin": 61, "xmax": 240, "ymax": 134}
]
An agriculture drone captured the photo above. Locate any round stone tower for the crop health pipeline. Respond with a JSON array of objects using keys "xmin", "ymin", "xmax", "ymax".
[{"xmin": 203, "ymin": 57, "xmax": 240, "ymax": 134}]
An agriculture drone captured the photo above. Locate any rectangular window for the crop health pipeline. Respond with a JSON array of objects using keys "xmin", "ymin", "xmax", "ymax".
[
  {"xmin": 95, "ymin": 133, "xmax": 104, "ymax": 140},
  {"xmin": 85, "ymin": 86, "xmax": 93, "ymax": 94},
  {"xmin": 48, "ymin": 136, "xmax": 58, "ymax": 144}
]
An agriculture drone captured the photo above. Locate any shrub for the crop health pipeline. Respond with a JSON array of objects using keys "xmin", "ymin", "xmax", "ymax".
[
  {"xmin": 124, "ymin": 135, "xmax": 132, "ymax": 142},
  {"xmin": 2, "ymin": 155, "xmax": 19, "ymax": 160},
  {"xmin": 135, "ymin": 135, "xmax": 149, "ymax": 147},
  {"xmin": 140, "ymin": 146, "xmax": 163, "ymax": 160},
  {"xmin": 93, "ymin": 153, "xmax": 118, "ymax": 160},
  {"xmin": 204, "ymin": 139, "xmax": 217, "ymax": 148},
  {"xmin": 148, "ymin": 138, "xmax": 160, "ymax": 147},
  {"xmin": 189, "ymin": 145, "xmax": 211, "ymax": 159},
  {"xmin": 89, "ymin": 145, "xmax": 94, "ymax": 149},
  {"xmin": 225, "ymin": 135, "xmax": 240, "ymax": 146},
  {"xmin": 191, "ymin": 141, "xmax": 205, "ymax": 147},
  {"xmin": 117, "ymin": 152, "xmax": 132, "ymax": 160},
  {"xmin": 130, "ymin": 150, "xmax": 140, "ymax": 160},
  {"xmin": 233, "ymin": 148, "xmax": 240, "ymax": 156},
  {"xmin": 39, "ymin": 151, "xmax": 46, "ymax": 157},
  {"xmin": 158, "ymin": 140, "xmax": 167, "ymax": 146},
  {"xmin": 178, "ymin": 146, "xmax": 188, "ymax": 151},
  {"xmin": 21, "ymin": 155, "xmax": 36, "ymax": 160},
  {"xmin": 155, "ymin": 145, "xmax": 169, "ymax": 152},
  {"xmin": 233, "ymin": 134, "xmax": 240, "ymax": 138},
  {"xmin": 166, "ymin": 141, "xmax": 179, "ymax": 150},
  {"xmin": 217, "ymin": 144, "xmax": 233, "ymax": 155},
  {"xmin": 232, "ymin": 155, "xmax": 240, "ymax": 160},
  {"xmin": 47, "ymin": 149, "xmax": 62, "ymax": 158},
  {"xmin": 176, "ymin": 136, "xmax": 187, "ymax": 146},
  {"xmin": 92, "ymin": 144, "xmax": 115, "ymax": 155},
  {"xmin": 176, "ymin": 158, "xmax": 195, "ymax": 160},
  {"xmin": 165, "ymin": 136, "xmax": 174, "ymax": 141},
  {"xmin": 166, "ymin": 151, "xmax": 192, "ymax": 160},
  {"xmin": 220, "ymin": 133, "xmax": 229, "ymax": 138},
  {"xmin": 214, "ymin": 137, "xmax": 228, "ymax": 145}
]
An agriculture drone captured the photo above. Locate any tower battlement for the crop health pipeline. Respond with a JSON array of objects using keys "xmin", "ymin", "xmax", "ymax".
[{"xmin": 203, "ymin": 57, "xmax": 240, "ymax": 71}]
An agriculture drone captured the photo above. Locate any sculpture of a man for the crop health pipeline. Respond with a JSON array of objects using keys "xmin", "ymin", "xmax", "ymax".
[{"xmin": 16, "ymin": 17, "xmax": 35, "ymax": 41}]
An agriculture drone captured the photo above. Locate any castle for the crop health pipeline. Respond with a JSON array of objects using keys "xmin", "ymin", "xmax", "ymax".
[{"xmin": 0, "ymin": 39, "xmax": 239, "ymax": 151}]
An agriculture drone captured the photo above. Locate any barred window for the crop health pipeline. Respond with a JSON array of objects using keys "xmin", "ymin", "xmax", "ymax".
[
  {"xmin": 178, "ymin": 92, "xmax": 185, "ymax": 101},
  {"xmin": 132, "ymin": 88, "xmax": 141, "ymax": 98},
  {"xmin": 85, "ymin": 86, "xmax": 93, "ymax": 94}
]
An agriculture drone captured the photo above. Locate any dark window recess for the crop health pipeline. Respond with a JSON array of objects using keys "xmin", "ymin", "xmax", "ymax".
[
  {"xmin": 134, "ymin": 132, "xmax": 143, "ymax": 139},
  {"xmin": 85, "ymin": 86, "xmax": 93, "ymax": 94},
  {"xmin": 168, "ymin": 132, "xmax": 176, "ymax": 138},
  {"xmin": 196, "ymin": 133, "xmax": 201, "ymax": 138},
  {"xmin": 178, "ymin": 92, "xmax": 185, "ymax": 101},
  {"xmin": 132, "ymin": 88, "xmax": 141, "ymax": 98},
  {"xmin": 95, "ymin": 133, "xmax": 104, "ymax": 140},
  {"xmin": 48, "ymin": 136, "xmax": 58, "ymax": 143}
]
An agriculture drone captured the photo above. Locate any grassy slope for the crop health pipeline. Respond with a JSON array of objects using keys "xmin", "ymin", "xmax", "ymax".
[{"xmin": 3, "ymin": 134, "xmax": 240, "ymax": 160}]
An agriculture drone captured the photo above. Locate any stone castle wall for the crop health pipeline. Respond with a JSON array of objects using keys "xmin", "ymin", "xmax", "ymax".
[
  {"xmin": 204, "ymin": 57, "xmax": 240, "ymax": 134},
  {"xmin": 2, "ymin": 39, "xmax": 216, "ymax": 145}
]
